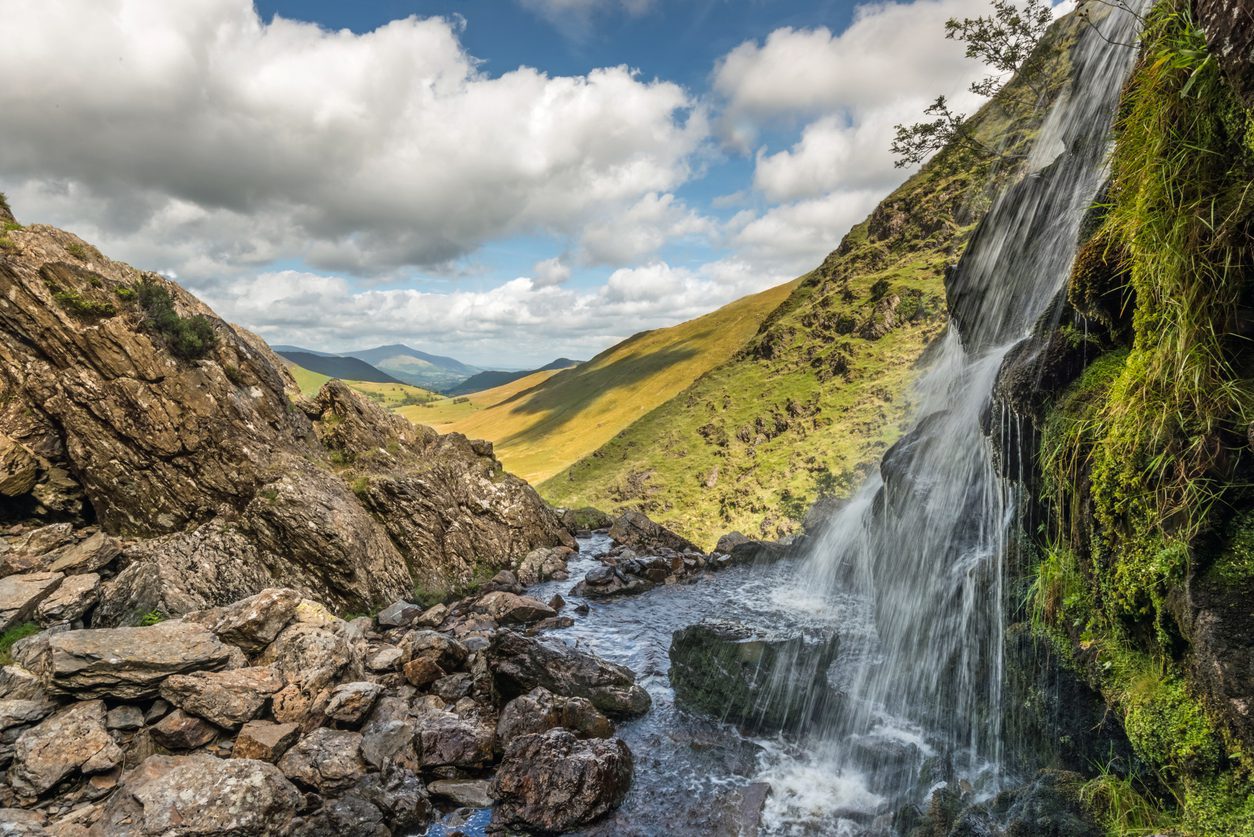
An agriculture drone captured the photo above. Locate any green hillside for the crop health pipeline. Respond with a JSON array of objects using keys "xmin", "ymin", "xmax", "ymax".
[
  {"xmin": 398, "ymin": 280, "xmax": 801, "ymax": 484},
  {"xmin": 541, "ymin": 13, "xmax": 1085, "ymax": 548}
]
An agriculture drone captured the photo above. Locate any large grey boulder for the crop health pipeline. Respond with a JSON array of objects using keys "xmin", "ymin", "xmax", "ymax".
[
  {"xmin": 277, "ymin": 728, "xmax": 366, "ymax": 793},
  {"xmin": 185, "ymin": 587, "xmax": 301, "ymax": 653},
  {"xmin": 490, "ymin": 729, "xmax": 633, "ymax": 832},
  {"xmin": 489, "ymin": 630, "xmax": 650, "ymax": 717},
  {"xmin": 29, "ymin": 620, "xmax": 234, "ymax": 699},
  {"xmin": 608, "ymin": 509, "xmax": 700, "ymax": 554},
  {"xmin": 35, "ymin": 572, "xmax": 100, "ymax": 625},
  {"xmin": 91, "ymin": 754, "xmax": 302, "ymax": 836}
]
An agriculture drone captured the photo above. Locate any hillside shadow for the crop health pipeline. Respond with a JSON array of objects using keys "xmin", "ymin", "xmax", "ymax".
[{"xmin": 492, "ymin": 342, "xmax": 701, "ymax": 446}]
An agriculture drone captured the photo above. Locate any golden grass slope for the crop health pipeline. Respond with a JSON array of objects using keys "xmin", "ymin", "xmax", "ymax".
[{"xmin": 398, "ymin": 280, "xmax": 800, "ymax": 485}]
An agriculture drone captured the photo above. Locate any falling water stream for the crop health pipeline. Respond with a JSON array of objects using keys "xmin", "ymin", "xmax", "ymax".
[{"xmin": 424, "ymin": 4, "xmax": 1144, "ymax": 835}]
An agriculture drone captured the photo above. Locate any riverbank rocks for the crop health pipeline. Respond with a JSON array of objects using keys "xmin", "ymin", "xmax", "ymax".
[
  {"xmin": 516, "ymin": 546, "xmax": 573, "ymax": 585},
  {"xmin": 491, "ymin": 729, "xmax": 634, "ymax": 832},
  {"xmin": 608, "ymin": 509, "xmax": 701, "ymax": 554},
  {"xmin": 31, "ymin": 621, "xmax": 234, "ymax": 699},
  {"xmin": 0, "ymin": 530, "xmax": 648, "ymax": 832},
  {"xmin": 93, "ymin": 754, "xmax": 302, "ymax": 836},
  {"xmin": 669, "ymin": 621, "xmax": 841, "ymax": 733},
  {"xmin": 489, "ymin": 630, "xmax": 651, "ymax": 717}
]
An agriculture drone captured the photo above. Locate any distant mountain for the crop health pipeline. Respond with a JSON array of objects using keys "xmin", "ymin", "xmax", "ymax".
[
  {"xmin": 345, "ymin": 344, "xmax": 481, "ymax": 390},
  {"xmin": 275, "ymin": 351, "xmax": 401, "ymax": 385},
  {"xmin": 443, "ymin": 358, "xmax": 582, "ymax": 397}
]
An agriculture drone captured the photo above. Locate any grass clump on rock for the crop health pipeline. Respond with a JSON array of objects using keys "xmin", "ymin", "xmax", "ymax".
[{"xmin": 135, "ymin": 279, "xmax": 217, "ymax": 360}]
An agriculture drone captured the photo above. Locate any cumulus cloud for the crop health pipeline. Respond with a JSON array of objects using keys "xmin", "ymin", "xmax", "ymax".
[
  {"xmin": 712, "ymin": 0, "xmax": 989, "ymax": 130},
  {"xmin": 531, "ymin": 257, "xmax": 573, "ymax": 288},
  {"xmin": 578, "ymin": 192, "xmax": 715, "ymax": 265},
  {"xmin": 0, "ymin": 0, "xmax": 704, "ymax": 281}
]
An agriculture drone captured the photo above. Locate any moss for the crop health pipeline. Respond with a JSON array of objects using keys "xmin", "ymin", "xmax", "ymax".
[
  {"xmin": 0, "ymin": 236, "xmax": 16, "ymax": 252},
  {"xmin": 65, "ymin": 242, "xmax": 91, "ymax": 261},
  {"xmin": 1205, "ymin": 509, "xmax": 1254, "ymax": 586},
  {"xmin": 1182, "ymin": 773, "xmax": 1254, "ymax": 835},
  {"xmin": 0, "ymin": 623, "xmax": 40, "ymax": 665},
  {"xmin": 2, "ymin": 220, "xmax": 23, "ymax": 232},
  {"xmin": 349, "ymin": 476, "xmax": 369, "ymax": 497},
  {"xmin": 114, "ymin": 285, "xmax": 136, "ymax": 301},
  {"xmin": 1124, "ymin": 672, "xmax": 1221, "ymax": 778},
  {"xmin": 138, "ymin": 610, "xmax": 166, "ymax": 626}
]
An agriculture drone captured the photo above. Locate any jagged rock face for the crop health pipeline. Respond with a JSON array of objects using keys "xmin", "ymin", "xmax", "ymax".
[
  {"xmin": 1197, "ymin": 0, "xmax": 1254, "ymax": 106},
  {"xmin": 0, "ymin": 221, "xmax": 570, "ymax": 618}
]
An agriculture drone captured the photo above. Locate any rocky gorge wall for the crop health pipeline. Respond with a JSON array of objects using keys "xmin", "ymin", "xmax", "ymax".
[
  {"xmin": 990, "ymin": 1, "xmax": 1254, "ymax": 831},
  {"xmin": 0, "ymin": 207, "xmax": 572, "ymax": 623}
]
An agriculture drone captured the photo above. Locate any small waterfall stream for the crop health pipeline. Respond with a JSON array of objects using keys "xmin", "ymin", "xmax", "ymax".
[{"xmin": 758, "ymin": 2, "xmax": 1146, "ymax": 831}]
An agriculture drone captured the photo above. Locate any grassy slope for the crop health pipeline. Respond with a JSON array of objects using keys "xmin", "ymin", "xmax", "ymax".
[
  {"xmin": 541, "ymin": 15, "xmax": 1084, "ymax": 549},
  {"xmin": 399, "ymin": 368, "xmax": 564, "ymax": 429},
  {"xmin": 401, "ymin": 280, "xmax": 800, "ymax": 485},
  {"xmin": 286, "ymin": 362, "xmax": 439, "ymax": 408}
]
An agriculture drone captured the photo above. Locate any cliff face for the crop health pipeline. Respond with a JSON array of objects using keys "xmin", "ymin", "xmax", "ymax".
[
  {"xmin": 997, "ymin": 1, "xmax": 1254, "ymax": 831},
  {"xmin": 0, "ymin": 218, "xmax": 571, "ymax": 621}
]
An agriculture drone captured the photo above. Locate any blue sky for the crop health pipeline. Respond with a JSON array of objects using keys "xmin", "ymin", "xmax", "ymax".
[{"xmin": 0, "ymin": 0, "xmax": 1007, "ymax": 367}]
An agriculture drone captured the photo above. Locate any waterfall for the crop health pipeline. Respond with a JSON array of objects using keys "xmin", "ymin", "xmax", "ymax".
[{"xmin": 760, "ymin": 3, "xmax": 1145, "ymax": 831}]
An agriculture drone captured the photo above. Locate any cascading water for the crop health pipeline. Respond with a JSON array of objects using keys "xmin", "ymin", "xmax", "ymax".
[{"xmin": 758, "ymin": 3, "xmax": 1146, "ymax": 832}]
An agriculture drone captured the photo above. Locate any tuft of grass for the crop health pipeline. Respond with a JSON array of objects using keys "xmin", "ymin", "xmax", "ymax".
[
  {"xmin": 0, "ymin": 623, "xmax": 40, "ymax": 665},
  {"xmin": 65, "ymin": 242, "xmax": 90, "ymax": 261},
  {"xmin": 138, "ymin": 610, "xmax": 166, "ymax": 626},
  {"xmin": 1080, "ymin": 769, "xmax": 1179, "ymax": 836},
  {"xmin": 52, "ymin": 288, "xmax": 117, "ymax": 320}
]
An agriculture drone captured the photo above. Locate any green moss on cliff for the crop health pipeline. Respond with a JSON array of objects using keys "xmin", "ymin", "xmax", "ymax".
[{"xmin": 1029, "ymin": 2, "xmax": 1254, "ymax": 832}]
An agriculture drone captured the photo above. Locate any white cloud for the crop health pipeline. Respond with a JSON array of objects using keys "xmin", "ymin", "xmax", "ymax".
[
  {"xmin": 0, "ymin": 0, "xmax": 705, "ymax": 281},
  {"xmin": 578, "ymin": 192, "xmax": 715, "ymax": 265},
  {"xmin": 531, "ymin": 257, "xmax": 572, "ymax": 287},
  {"xmin": 732, "ymin": 191, "xmax": 885, "ymax": 275},
  {"xmin": 712, "ymin": 0, "xmax": 989, "ymax": 130}
]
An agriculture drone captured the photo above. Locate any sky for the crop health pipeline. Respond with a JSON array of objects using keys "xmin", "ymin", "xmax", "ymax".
[{"xmin": 0, "ymin": 0, "xmax": 1034, "ymax": 368}]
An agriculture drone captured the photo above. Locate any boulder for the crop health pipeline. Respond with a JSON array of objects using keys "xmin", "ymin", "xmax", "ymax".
[
  {"xmin": 608, "ymin": 509, "xmax": 701, "ymax": 554},
  {"xmin": 402, "ymin": 657, "xmax": 444, "ymax": 689},
  {"xmin": 427, "ymin": 778, "xmax": 493, "ymax": 808},
  {"xmin": 0, "ymin": 525, "xmax": 75, "ymax": 576},
  {"xmin": 151, "ymin": 709, "xmax": 218, "ymax": 751},
  {"xmin": 375, "ymin": 600, "xmax": 421, "ymax": 629},
  {"xmin": 0, "ymin": 808, "xmax": 44, "ymax": 837},
  {"xmin": 0, "ymin": 698, "xmax": 55, "ymax": 731},
  {"xmin": 414, "ymin": 708, "xmax": 494, "ymax": 768},
  {"xmin": 31, "ymin": 621, "xmax": 234, "ymax": 700},
  {"xmin": 489, "ymin": 630, "xmax": 650, "ymax": 717},
  {"xmin": 323, "ymin": 681, "xmax": 383, "ymax": 727},
  {"xmin": 186, "ymin": 587, "xmax": 301, "ymax": 653},
  {"xmin": 399, "ymin": 630, "xmax": 466, "ymax": 671},
  {"xmin": 496, "ymin": 687, "xmax": 614, "ymax": 750},
  {"xmin": 360, "ymin": 720, "xmax": 419, "ymax": 772},
  {"xmin": 8, "ymin": 699, "xmax": 116, "ymax": 797},
  {"xmin": 516, "ymin": 547, "xmax": 572, "ymax": 586},
  {"xmin": 0, "ymin": 572, "xmax": 63, "ymax": 631},
  {"xmin": 35, "ymin": 573, "xmax": 100, "ymax": 625},
  {"xmin": 366, "ymin": 646, "xmax": 402, "ymax": 672},
  {"xmin": 714, "ymin": 531, "xmax": 751, "ymax": 554},
  {"xmin": 491, "ymin": 729, "xmax": 633, "ymax": 832},
  {"xmin": 474, "ymin": 591, "xmax": 556, "ymax": 625},
  {"xmin": 277, "ymin": 728, "xmax": 366, "ymax": 793},
  {"xmin": 944, "ymin": 769, "xmax": 1102, "ymax": 837},
  {"xmin": 257, "ymin": 623, "xmax": 352, "ymax": 693},
  {"xmin": 92, "ymin": 754, "xmax": 301, "ymax": 836},
  {"xmin": 46, "ymin": 533, "xmax": 120, "ymax": 576},
  {"xmin": 160, "ymin": 666, "xmax": 284, "ymax": 728},
  {"xmin": 669, "ymin": 621, "xmax": 840, "ymax": 733},
  {"xmin": 233, "ymin": 720, "xmax": 301, "ymax": 762}
]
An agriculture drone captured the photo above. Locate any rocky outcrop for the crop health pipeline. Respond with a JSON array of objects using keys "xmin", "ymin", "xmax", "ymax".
[
  {"xmin": 669, "ymin": 621, "xmax": 841, "ymax": 733},
  {"xmin": 0, "ymin": 220, "xmax": 570, "ymax": 619}
]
